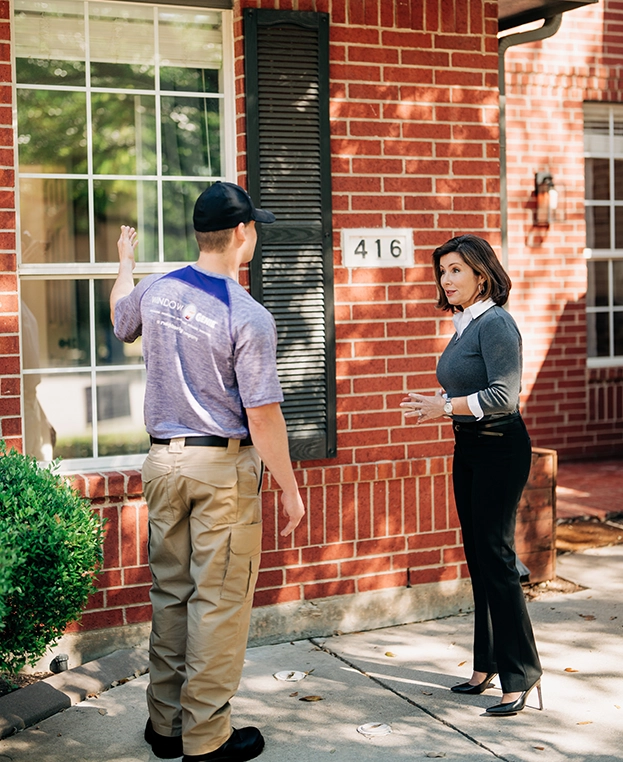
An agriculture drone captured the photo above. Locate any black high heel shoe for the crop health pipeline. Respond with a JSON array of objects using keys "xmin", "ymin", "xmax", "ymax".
[
  {"xmin": 485, "ymin": 679, "xmax": 543, "ymax": 716},
  {"xmin": 450, "ymin": 672, "xmax": 497, "ymax": 695}
]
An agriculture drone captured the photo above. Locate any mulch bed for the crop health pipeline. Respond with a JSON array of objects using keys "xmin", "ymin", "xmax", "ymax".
[
  {"xmin": 556, "ymin": 517, "xmax": 623, "ymax": 553},
  {"xmin": 0, "ymin": 671, "xmax": 52, "ymax": 698}
]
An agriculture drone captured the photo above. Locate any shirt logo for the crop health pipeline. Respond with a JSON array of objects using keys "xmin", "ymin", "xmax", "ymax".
[{"xmin": 182, "ymin": 303, "xmax": 197, "ymax": 321}]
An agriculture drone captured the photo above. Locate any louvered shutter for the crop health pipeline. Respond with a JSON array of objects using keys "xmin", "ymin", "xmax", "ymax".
[{"xmin": 244, "ymin": 9, "xmax": 336, "ymax": 461}]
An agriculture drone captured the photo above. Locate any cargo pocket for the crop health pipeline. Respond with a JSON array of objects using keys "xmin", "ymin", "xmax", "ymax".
[
  {"xmin": 181, "ymin": 462, "xmax": 238, "ymax": 527},
  {"xmin": 221, "ymin": 522, "xmax": 262, "ymax": 602},
  {"xmin": 141, "ymin": 454, "xmax": 173, "ymax": 498}
]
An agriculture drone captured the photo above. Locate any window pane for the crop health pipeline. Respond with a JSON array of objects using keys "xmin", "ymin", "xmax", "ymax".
[
  {"xmin": 158, "ymin": 9, "xmax": 223, "ymax": 73},
  {"xmin": 94, "ymin": 279, "xmax": 143, "ymax": 366},
  {"xmin": 160, "ymin": 67, "xmax": 219, "ymax": 94},
  {"xmin": 93, "ymin": 179, "xmax": 158, "ymax": 263},
  {"xmin": 161, "ymin": 96, "xmax": 221, "ymax": 177},
  {"xmin": 587, "ymin": 312, "xmax": 610, "ymax": 357},
  {"xmin": 15, "ymin": 0, "xmax": 85, "ymax": 80},
  {"xmin": 16, "ymin": 58, "xmax": 86, "ymax": 86},
  {"xmin": 89, "ymin": 3, "xmax": 154, "ymax": 88},
  {"xmin": 586, "ymin": 206, "xmax": 610, "ymax": 249},
  {"xmin": 615, "ymin": 160, "xmax": 623, "ymax": 200},
  {"xmin": 162, "ymin": 181, "xmax": 205, "ymax": 261},
  {"xmin": 92, "ymin": 93, "xmax": 157, "ymax": 175},
  {"xmin": 95, "ymin": 370, "xmax": 149, "ymax": 457},
  {"xmin": 26, "ymin": 372, "xmax": 93, "ymax": 460},
  {"xmin": 22, "ymin": 280, "xmax": 90, "ymax": 368},
  {"xmin": 585, "ymin": 158, "xmax": 610, "ymax": 200},
  {"xmin": 614, "ymin": 114, "xmax": 623, "ymax": 155},
  {"xmin": 587, "ymin": 261, "xmax": 609, "ymax": 307},
  {"xmin": 614, "ymin": 261, "xmax": 623, "ymax": 306},
  {"xmin": 584, "ymin": 105, "xmax": 610, "ymax": 153},
  {"xmin": 615, "ymin": 312, "xmax": 623, "ymax": 356},
  {"xmin": 20, "ymin": 177, "xmax": 89, "ymax": 264},
  {"xmin": 616, "ymin": 208, "xmax": 623, "ymax": 250},
  {"xmin": 17, "ymin": 89, "xmax": 87, "ymax": 174}
]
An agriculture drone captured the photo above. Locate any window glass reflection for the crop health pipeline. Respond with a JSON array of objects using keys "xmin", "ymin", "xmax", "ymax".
[
  {"xmin": 615, "ymin": 208, "xmax": 623, "ymax": 250},
  {"xmin": 91, "ymin": 62, "xmax": 155, "ymax": 90},
  {"xmin": 89, "ymin": 3, "xmax": 154, "ymax": 88},
  {"xmin": 94, "ymin": 180, "xmax": 158, "ymax": 263},
  {"xmin": 585, "ymin": 158, "xmax": 609, "ymax": 200},
  {"xmin": 24, "ymin": 372, "xmax": 92, "ymax": 460},
  {"xmin": 21, "ymin": 280, "xmax": 90, "ymax": 368},
  {"xmin": 17, "ymin": 89, "xmax": 88, "ymax": 174},
  {"xmin": 15, "ymin": 0, "xmax": 85, "ymax": 84},
  {"xmin": 613, "ymin": 261, "xmax": 623, "ymax": 306},
  {"xmin": 614, "ymin": 312, "xmax": 623, "ymax": 356},
  {"xmin": 593, "ymin": 312, "xmax": 610, "ymax": 357},
  {"xmin": 95, "ymin": 370, "xmax": 149, "ymax": 457},
  {"xmin": 586, "ymin": 206, "xmax": 610, "ymax": 249},
  {"xmin": 160, "ymin": 67, "xmax": 219, "ymax": 94},
  {"xmin": 16, "ymin": 58, "xmax": 86, "ymax": 86},
  {"xmin": 587, "ymin": 261, "xmax": 609, "ymax": 308},
  {"xmin": 92, "ymin": 93, "xmax": 157, "ymax": 176},
  {"xmin": 94, "ymin": 279, "xmax": 143, "ymax": 366},
  {"xmin": 161, "ymin": 96, "xmax": 221, "ymax": 177},
  {"xmin": 20, "ymin": 177, "xmax": 89, "ymax": 264},
  {"xmin": 162, "ymin": 181, "xmax": 206, "ymax": 261},
  {"xmin": 158, "ymin": 9, "xmax": 222, "ymax": 75}
]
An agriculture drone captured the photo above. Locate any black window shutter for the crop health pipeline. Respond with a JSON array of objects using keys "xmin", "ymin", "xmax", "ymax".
[{"xmin": 244, "ymin": 9, "xmax": 336, "ymax": 461}]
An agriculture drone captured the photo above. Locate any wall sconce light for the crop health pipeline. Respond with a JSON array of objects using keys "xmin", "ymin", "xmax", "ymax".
[{"xmin": 534, "ymin": 171, "xmax": 558, "ymax": 226}]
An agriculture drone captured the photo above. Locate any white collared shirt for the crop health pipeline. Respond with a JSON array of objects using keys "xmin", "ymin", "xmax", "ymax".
[{"xmin": 452, "ymin": 299, "xmax": 496, "ymax": 419}]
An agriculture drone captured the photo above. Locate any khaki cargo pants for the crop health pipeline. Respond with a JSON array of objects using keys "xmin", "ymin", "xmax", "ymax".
[{"xmin": 142, "ymin": 438, "xmax": 262, "ymax": 756}]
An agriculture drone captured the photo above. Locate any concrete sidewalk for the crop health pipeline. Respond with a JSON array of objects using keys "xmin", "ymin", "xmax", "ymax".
[{"xmin": 1, "ymin": 545, "xmax": 621, "ymax": 762}]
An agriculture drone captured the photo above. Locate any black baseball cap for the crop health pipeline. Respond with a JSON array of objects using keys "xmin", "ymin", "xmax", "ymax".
[{"xmin": 193, "ymin": 181, "xmax": 276, "ymax": 232}]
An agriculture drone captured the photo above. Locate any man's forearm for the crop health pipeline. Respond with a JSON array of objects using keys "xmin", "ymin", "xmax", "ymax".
[
  {"xmin": 110, "ymin": 226, "xmax": 138, "ymax": 324},
  {"xmin": 246, "ymin": 402, "xmax": 305, "ymax": 536},
  {"xmin": 110, "ymin": 260, "xmax": 136, "ymax": 324},
  {"xmin": 246, "ymin": 403, "xmax": 298, "ymax": 496}
]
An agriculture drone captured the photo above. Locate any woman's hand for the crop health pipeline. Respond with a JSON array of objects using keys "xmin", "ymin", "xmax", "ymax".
[{"xmin": 401, "ymin": 389, "xmax": 446, "ymax": 423}]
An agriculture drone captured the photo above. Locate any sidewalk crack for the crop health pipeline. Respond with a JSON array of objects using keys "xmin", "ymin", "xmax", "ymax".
[{"xmin": 309, "ymin": 638, "xmax": 511, "ymax": 762}]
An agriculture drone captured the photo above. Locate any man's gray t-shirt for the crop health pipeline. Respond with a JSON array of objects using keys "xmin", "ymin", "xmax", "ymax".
[{"xmin": 114, "ymin": 264, "xmax": 283, "ymax": 439}]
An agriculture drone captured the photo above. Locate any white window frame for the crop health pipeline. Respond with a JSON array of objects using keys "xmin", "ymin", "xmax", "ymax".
[
  {"xmin": 13, "ymin": 1, "xmax": 237, "ymax": 473},
  {"xmin": 584, "ymin": 103, "xmax": 623, "ymax": 369}
]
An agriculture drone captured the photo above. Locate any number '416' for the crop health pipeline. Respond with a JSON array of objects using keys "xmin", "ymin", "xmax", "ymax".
[{"xmin": 354, "ymin": 239, "xmax": 403, "ymax": 258}]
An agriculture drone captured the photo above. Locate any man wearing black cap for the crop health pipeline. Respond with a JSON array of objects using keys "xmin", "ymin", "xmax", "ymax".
[{"xmin": 110, "ymin": 182, "xmax": 305, "ymax": 762}]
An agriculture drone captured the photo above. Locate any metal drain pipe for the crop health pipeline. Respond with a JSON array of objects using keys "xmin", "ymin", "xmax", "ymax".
[{"xmin": 498, "ymin": 15, "xmax": 563, "ymax": 270}]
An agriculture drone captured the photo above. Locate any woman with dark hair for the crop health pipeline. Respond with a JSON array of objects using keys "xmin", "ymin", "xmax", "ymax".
[{"xmin": 402, "ymin": 234, "xmax": 543, "ymax": 716}]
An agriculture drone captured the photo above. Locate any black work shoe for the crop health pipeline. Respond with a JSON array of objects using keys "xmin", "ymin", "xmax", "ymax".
[
  {"xmin": 182, "ymin": 727, "xmax": 265, "ymax": 762},
  {"xmin": 145, "ymin": 718, "xmax": 184, "ymax": 759}
]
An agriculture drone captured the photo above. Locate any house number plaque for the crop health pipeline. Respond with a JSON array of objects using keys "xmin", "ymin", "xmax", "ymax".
[{"xmin": 341, "ymin": 228, "xmax": 414, "ymax": 268}]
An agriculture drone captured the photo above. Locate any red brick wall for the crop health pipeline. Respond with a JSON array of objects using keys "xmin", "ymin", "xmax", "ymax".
[
  {"xmin": 0, "ymin": 1, "xmax": 20, "ymax": 453},
  {"xmin": 64, "ymin": 472, "xmax": 152, "ymax": 633},
  {"xmin": 505, "ymin": 1, "xmax": 623, "ymax": 458},
  {"xmin": 236, "ymin": 0, "xmax": 500, "ymax": 609},
  {"xmin": 68, "ymin": 0, "xmax": 503, "ymax": 631},
  {"xmin": 2, "ymin": 0, "xmax": 559, "ymax": 636}
]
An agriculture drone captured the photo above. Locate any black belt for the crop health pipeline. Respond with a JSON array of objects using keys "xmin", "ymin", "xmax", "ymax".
[
  {"xmin": 149, "ymin": 435, "xmax": 253, "ymax": 447},
  {"xmin": 453, "ymin": 412, "xmax": 520, "ymax": 433}
]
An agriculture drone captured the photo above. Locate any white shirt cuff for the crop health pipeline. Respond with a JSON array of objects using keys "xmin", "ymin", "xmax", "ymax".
[{"xmin": 467, "ymin": 393, "xmax": 485, "ymax": 420}]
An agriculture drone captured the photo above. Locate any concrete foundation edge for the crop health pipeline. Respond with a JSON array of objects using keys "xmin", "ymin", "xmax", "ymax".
[
  {"xmin": 248, "ymin": 578, "xmax": 474, "ymax": 645},
  {"xmin": 27, "ymin": 578, "xmax": 475, "ymax": 672}
]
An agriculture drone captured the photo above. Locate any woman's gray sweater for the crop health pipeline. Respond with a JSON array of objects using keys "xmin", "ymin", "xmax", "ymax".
[{"xmin": 436, "ymin": 305, "xmax": 522, "ymax": 422}]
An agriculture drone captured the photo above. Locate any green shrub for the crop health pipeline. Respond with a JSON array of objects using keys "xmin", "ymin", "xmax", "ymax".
[{"xmin": 0, "ymin": 443, "xmax": 106, "ymax": 674}]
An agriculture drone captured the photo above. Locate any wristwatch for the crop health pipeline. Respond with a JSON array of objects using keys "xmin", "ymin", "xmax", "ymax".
[{"xmin": 443, "ymin": 398, "xmax": 453, "ymax": 416}]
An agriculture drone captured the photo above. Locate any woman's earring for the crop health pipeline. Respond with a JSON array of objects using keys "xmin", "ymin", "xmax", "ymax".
[{"xmin": 479, "ymin": 283, "xmax": 485, "ymax": 295}]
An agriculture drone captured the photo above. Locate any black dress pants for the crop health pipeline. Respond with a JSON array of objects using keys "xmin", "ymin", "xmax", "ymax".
[{"xmin": 452, "ymin": 414, "xmax": 542, "ymax": 693}]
